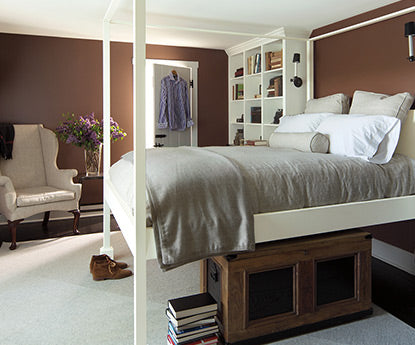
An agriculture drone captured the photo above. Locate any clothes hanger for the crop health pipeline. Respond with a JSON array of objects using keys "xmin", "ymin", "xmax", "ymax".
[{"xmin": 171, "ymin": 69, "xmax": 177, "ymax": 77}]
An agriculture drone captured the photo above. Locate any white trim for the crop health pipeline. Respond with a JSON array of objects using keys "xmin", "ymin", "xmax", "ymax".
[
  {"xmin": 132, "ymin": 0, "xmax": 147, "ymax": 344},
  {"xmin": 101, "ymin": 18, "xmax": 113, "ymax": 258},
  {"xmin": 306, "ymin": 40, "xmax": 314, "ymax": 100},
  {"xmin": 226, "ymin": 28, "xmax": 286, "ymax": 56},
  {"xmin": 149, "ymin": 25, "xmax": 308, "ymax": 44},
  {"xmin": 103, "ymin": 0, "xmax": 123, "ymax": 23},
  {"xmin": 311, "ymin": 6, "xmax": 415, "ymax": 41},
  {"xmin": 372, "ymin": 239, "xmax": 415, "ymax": 276},
  {"xmin": 254, "ymin": 195, "xmax": 415, "ymax": 243}
]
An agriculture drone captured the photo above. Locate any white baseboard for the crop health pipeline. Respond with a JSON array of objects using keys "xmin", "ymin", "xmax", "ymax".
[{"xmin": 372, "ymin": 239, "xmax": 415, "ymax": 275}]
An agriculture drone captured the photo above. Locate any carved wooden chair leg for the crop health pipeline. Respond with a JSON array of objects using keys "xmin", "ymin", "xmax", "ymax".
[
  {"xmin": 42, "ymin": 211, "xmax": 50, "ymax": 233},
  {"xmin": 70, "ymin": 209, "xmax": 81, "ymax": 235},
  {"xmin": 7, "ymin": 219, "xmax": 23, "ymax": 250}
]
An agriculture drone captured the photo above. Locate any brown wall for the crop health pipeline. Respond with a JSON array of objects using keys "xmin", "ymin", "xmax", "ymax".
[
  {"xmin": 311, "ymin": 0, "xmax": 415, "ymax": 253},
  {"xmin": 0, "ymin": 33, "xmax": 228, "ymax": 204},
  {"xmin": 311, "ymin": 0, "xmax": 415, "ymax": 98}
]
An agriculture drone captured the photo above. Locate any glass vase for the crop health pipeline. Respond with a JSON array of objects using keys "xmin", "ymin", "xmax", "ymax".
[{"xmin": 84, "ymin": 144, "xmax": 102, "ymax": 176}]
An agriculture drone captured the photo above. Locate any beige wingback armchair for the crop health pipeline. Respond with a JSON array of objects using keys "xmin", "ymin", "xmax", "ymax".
[{"xmin": 0, "ymin": 124, "xmax": 81, "ymax": 250}]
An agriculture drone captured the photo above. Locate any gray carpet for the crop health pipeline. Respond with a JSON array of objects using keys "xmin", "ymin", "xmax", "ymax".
[{"xmin": 0, "ymin": 232, "xmax": 414, "ymax": 345}]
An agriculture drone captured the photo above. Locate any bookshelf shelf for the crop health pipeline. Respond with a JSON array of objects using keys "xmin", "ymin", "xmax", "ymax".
[
  {"xmin": 264, "ymin": 96, "xmax": 283, "ymax": 100},
  {"xmin": 245, "ymin": 73, "xmax": 261, "ymax": 78},
  {"xmin": 227, "ymin": 28, "xmax": 307, "ymax": 144},
  {"xmin": 263, "ymin": 67, "xmax": 283, "ymax": 75}
]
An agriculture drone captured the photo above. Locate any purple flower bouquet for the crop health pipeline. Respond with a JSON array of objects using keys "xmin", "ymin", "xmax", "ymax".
[{"xmin": 56, "ymin": 112, "xmax": 127, "ymax": 152}]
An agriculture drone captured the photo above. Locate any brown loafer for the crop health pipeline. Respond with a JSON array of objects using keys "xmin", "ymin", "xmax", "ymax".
[
  {"xmin": 89, "ymin": 254, "xmax": 128, "ymax": 273},
  {"xmin": 91, "ymin": 256, "xmax": 133, "ymax": 281}
]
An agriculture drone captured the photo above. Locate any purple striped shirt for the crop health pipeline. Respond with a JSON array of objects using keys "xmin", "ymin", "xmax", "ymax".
[{"xmin": 158, "ymin": 72, "xmax": 193, "ymax": 131}]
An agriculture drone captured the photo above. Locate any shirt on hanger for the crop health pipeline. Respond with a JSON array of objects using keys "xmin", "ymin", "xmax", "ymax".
[{"xmin": 158, "ymin": 71, "xmax": 193, "ymax": 131}]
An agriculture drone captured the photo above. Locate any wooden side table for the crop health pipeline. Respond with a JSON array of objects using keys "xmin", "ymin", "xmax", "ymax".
[
  {"xmin": 75, "ymin": 173, "xmax": 104, "ymax": 210},
  {"xmin": 76, "ymin": 173, "xmax": 104, "ymax": 183}
]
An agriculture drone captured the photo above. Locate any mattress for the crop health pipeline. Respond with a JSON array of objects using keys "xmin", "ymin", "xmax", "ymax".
[
  {"xmin": 109, "ymin": 146, "xmax": 415, "ymax": 269},
  {"xmin": 111, "ymin": 147, "xmax": 415, "ymax": 215}
]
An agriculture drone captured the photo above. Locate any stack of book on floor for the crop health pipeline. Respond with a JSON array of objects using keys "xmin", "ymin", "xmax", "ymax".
[{"xmin": 166, "ymin": 292, "xmax": 219, "ymax": 345}]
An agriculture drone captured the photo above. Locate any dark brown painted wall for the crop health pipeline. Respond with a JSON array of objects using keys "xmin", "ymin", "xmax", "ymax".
[
  {"xmin": 311, "ymin": 0, "xmax": 415, "ymax": 253},
  {"xmin": 311, "ymin": 0, "xmax": 415, "ymax": 98},
  {"xmin": 0, "ymin": 33, "xmax": 228, "ymax": 204}
]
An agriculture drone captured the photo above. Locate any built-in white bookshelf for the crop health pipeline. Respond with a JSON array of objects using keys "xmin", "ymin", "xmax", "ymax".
[{"xmin": 226, "ymin": 28, "xmax": 308, "ymax": 145}]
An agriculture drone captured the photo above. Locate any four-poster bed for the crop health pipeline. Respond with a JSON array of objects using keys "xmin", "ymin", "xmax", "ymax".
[{"xmin": 101, "ymin": 1, "xmax": 415, "ymax": 344}]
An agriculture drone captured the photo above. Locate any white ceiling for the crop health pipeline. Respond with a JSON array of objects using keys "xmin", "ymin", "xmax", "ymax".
[{"xmin": 0, "ymin": 0, "xmax": 400, "ymax": 49}]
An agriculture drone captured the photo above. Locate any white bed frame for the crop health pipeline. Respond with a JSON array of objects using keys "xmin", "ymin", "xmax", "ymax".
[{"xmin": 101, "ymin": 2, "xmax": 415, "ymax": 344}]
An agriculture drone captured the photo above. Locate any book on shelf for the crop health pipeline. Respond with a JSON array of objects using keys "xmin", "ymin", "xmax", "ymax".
[
  {"xmin": 167, "ymin": 334, "xmax": 219, "ymax": 345},
  {"xmin": 265, "ymin": 50, "xmax": 283, "ymax": 70},
  {"xmin": 267, "ymin": 76, "xmax": 282, "ymax": 97},
  {"xmin": 250, "ymin": 106, "xmax": 261, "ymax": 123},
  {"xmin": 244, "ymin": 139, "xmax": 268, "ymax": 146},
  {"xmin": 234, "ymin": 67, "xmax": 243, "ymax": 77},
  {"xmin": 247, "ymin": 53, "xmax": 261, "ymax": 75},
  {"xmin": 166, "ymin": 308, "xmax": 218, "ymax": 327},
  {"xmin": 232, "ymin": 84, "xmax": 244, "ymax": 100}
]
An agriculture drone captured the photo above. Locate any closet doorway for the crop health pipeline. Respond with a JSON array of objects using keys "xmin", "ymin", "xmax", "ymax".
[{"xmin": 146, "ymin": 59, "xmax": 198, "ymax": 148}]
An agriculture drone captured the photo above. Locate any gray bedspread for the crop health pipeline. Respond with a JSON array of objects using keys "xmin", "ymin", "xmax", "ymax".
[
  {"xmin": 146, "ymin": 147, "xmax": 255, "ymax": 270},
  {"xmin": 145, "ymin": 146, "xmax": 415, "ymax": 270}
]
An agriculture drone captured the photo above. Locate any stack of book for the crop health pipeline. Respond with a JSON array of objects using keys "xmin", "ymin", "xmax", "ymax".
[
  {"xmin": 234, "ymin": 67, "xmax": 243, "ymax": 77},
  {"xmin": 247, "ymin": 53, "xmax": 261, "ymax": 74},
  {"xmin": 166, "ymin": 292, "xmax": 219, "ymax": 345},
  {"xmin": 243, "ymin": 139, "xmax": 268, "ymax": 146},
  {"xmin": 232, "ymin": 83, "xmax": 244, "ymax": 100},
  {"xmin": 267, "ymin": 76, "xmax": 283, "ymax": 97},
  {"xmin": 265, "ymin": 50, "xmax": 283, "ymax": 70}
]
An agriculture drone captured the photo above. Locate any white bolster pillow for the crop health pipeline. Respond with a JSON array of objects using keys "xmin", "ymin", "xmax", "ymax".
[{"xmin": 269, "ymin": 132, "xmax": 329, "ymax": 153}]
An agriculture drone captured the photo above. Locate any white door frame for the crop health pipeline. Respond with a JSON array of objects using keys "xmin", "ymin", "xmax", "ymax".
[{"xmin": 145, "ymin": 59, "xmax": 199, "ymax": 147}]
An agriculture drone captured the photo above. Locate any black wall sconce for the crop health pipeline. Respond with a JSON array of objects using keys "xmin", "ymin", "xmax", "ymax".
[
  {"xmin": 290, "ymin": 53, "xmax": 303, "ymax": 87},
  {"xmin": 405, "ymin": 22, "xmax": 415, "ymax": 62}
]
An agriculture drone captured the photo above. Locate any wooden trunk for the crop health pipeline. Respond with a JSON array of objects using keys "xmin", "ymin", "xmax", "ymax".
[{"xmin": 200, "ymin": 229, "xmax": 372, "ymax": 344}]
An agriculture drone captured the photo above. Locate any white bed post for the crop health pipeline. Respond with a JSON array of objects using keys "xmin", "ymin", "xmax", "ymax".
[
  {"xmin": 133, "ymin": 0, "xmax": 147, "ymax": 344},
  {"xmin": 306, "ymin": 39, "xmax": 314, "ymax": 100},
  {"xmin": 101, "ymin": 13, "xmax": 113, "ymax": 258}
]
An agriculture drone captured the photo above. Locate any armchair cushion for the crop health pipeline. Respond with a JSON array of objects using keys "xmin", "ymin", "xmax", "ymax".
[{"xmin": 16, "ymin": 186, "xmax": 75, "ymax": 207}]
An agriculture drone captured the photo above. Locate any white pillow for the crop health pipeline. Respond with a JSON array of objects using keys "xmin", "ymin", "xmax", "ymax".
[
  {"xmin": 349, "ymin": 90, "xmax": 414, "ymax": 122},
  {"xmin": 316, "ymin": 114, "xmax": 401, "ymax": 164},
  {"xmin": 275, "ymin": 113, "xmax": 335, "ymax": 133},
  {"xmin": 305, "ymin": 93, "xmax": 350, "ymax": 114},
  {"xmin": 269, "ymin": 132, "xmax": 329, "ymax": 153}
]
